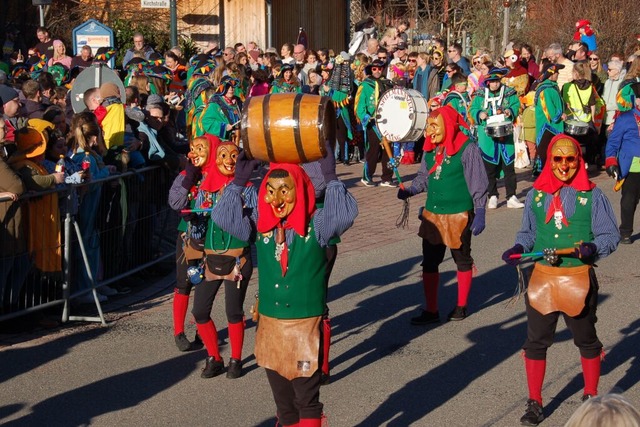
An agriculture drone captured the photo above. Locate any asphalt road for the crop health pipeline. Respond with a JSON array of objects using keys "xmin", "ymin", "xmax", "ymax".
[{"xmin": 1, "ymin": 163, "xmax": 639, "ymax": 427}]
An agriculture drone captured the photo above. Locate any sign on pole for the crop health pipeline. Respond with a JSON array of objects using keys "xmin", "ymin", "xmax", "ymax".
[
  {"xmin": 72, "ymin": 19, "xmax": 115, "ymax": 67},
  {"xmin": 141, "ymin": 0, "xmax": 170, "ymax": 8}
]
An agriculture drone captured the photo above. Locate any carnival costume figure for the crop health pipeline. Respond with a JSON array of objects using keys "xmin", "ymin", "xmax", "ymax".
[
  {"xmin": 212, "ymin": 146, "xmax": 358, "ymax": 427},
  {"xmin": 355, "ymin": 59, "xmax": 394, "ymax": 186},
  {"xmin": 533, "ymin": 63, "xmax": 566, "ymax": 173},
  {"xmin": 198, "ymin": 76, "xmax": 243, "ymax": 144},
  {"xmin": 501, "ymin": 134, "xmax": 619, "ymax": 426},
  {"xmin": 397, "ymin": 105, "xmax": 488, "ymax": 324},
  {"xmin": 319, "ymin": 62, "xmax": 353, "ymax": 166},
  {"xmin": 605, "ymin": 81, "xmax": 640, "ymax": 244},
  {"xmin": 270, "ymin": 64, "xmax": 302, "ymax": 94},
  {"xmin": 469, "ymin": 67, "xmax": 523, "ymax": 209}
]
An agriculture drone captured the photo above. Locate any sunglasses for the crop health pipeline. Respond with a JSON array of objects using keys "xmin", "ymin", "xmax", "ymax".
[
  {"xmin": 553, "ymin": 156, "xmax": 577, "ymax": 163},
  {"xmin": 408, "ymin": 59, "xmax": 417, "ymax": 63},
  {"xmin": 473, "ymin": 60, "xmax": 481, "ymax": 65},
  {"xmin": 446, "ymin": 69, "xmax": 453, "ymax": 73},
  {"xmin": 371, "ymin": 66, "xmax": 383, "ymax": 71},
  {"xmin": 589, "ymin": 57, "xmax": 599, "ymax": 61}
]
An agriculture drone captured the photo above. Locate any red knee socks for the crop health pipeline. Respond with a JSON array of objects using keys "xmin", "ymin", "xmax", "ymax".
[
  {"xmin": 456, "ymin": 270, "xmax": 473, "ymax": 307},
  {"xmin": 422, "ymin": 272, "xmax": 439, "ymax": 313},
  {"xmin": 196, "ymin": 320, "xmax": 221, "ymax": 360},
  {"xmin": 581, "ymin": 355, "xmax": 601, "ymax": 396},
  {"xmin": 321, "ymin": 317, "xmax": 331, "ymax": 376},
  {"xmin": 228, "ymin": 320, "xmax": 245, "ymax": 360},
  {"xmin": 524, "ymin": 356, "xmax": 546, "ymax": 405},
  {"xmin": 172, "ymin": 291, "xmax": 189, "ymax": 336}
]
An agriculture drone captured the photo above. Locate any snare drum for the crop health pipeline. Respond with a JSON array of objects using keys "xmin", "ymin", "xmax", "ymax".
[
  {"xmin": 375, "ymin": 88, "xmax": 428, "ymax": 142},
  {"xmin": 564, "ymin": 120, "xmax": 589, "ymax": 136},
  {"xmin": 485, "ymin": 121, "xmax": 514, "ymax": 138}
]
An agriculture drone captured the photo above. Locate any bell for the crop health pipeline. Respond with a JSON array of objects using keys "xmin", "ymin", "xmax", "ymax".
[{"xmin": 187, "ymin": 266, "xmax": 204, "ymax": 285}]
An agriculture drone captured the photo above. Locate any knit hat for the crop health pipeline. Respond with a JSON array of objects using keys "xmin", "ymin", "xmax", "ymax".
[
  {"xmin": 146, "ymin": 94, "xmax": 165, "ymax": 106},
  {"xmin": 0, "ymin": 85, "xmax": 19, "ymax": 105},
  {"xmin": 99, "ymin": 82, "xmax": 120, "ymax": 99},
  {"xmin": 15, "ymin": 122, "xmax": 50, "ymax": 159}
]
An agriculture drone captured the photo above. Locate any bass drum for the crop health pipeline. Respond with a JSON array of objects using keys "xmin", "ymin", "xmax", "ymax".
[{"xmin": 375, "ymin": 88, "xmax": 428, "ymax": 142}]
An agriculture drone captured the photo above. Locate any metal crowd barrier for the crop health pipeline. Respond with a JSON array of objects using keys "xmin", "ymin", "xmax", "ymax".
[{"xmin": 0, "ymin": 165, "xmax": 178, "ymax": 325}]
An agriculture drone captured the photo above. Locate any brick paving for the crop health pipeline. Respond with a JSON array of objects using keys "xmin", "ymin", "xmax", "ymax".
[{"xmin": 335, "ymin": 161, "xmax": 421, "ymax": 256}]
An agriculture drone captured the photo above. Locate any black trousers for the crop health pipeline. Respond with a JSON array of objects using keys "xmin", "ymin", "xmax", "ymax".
[
  {"xmin": 175, "ymin": 235, "xmax": 197, "ymax": 296},
  {"xmin": 191, "ymin": 257, "xmax": 252, "ymax": 324},
  {"xmin": 421, "ymin": 212, "xmax": 474, "ymax": 273},
  {"xmin": 266, "ymin": 368, "xmax": 323, "ymax": 425},
  {"xmin": 620, "ymin": 171, "xmax": 640, "ymax": 237},
  {"xmin": 484, "ymin": 157, "xmax": 517, "ymax": 199},
  {"xmin": 363, "ymin": 127, "xmax": 392, "ymax": 182},
  {"xmin": 523, "ymin": 267, "xmax": 602, "ymax": 360}
]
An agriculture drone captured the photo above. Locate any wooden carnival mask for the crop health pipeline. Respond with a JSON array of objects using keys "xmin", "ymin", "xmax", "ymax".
[
  {"xmin": 188, "ymin": 137, "xmax": 210, "ymax": 167},
  {"xmin": 425, "ymin": 114, "xmax": 446, "ymax": 144},
  {"xmin": 264, "ymin": 173, "xmax": 297, "ymax": 219},
  {"xmin": 216, "ymin": 143, "xmax": 239, "ymax": 177},
  {"xmin": 550, "ymin": 138, "xmax": 579, "ymax": 182}
]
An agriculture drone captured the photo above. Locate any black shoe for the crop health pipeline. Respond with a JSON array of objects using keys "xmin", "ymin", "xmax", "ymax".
[
  {"xmin": 410, "ymin": 310, "xmax": 440, "ymax": 325},
  {"xmin": 201, "ymin": 357, "xmax": 225, "ymax": 378},
  {"xmin": 520, "ymin": 399, "xmax": 544, "ymax": 426},
  {"xmin": 226, "ymin": 358, "xmax": 243, "ymax": 379},
  {"xmin": 191, "ymin": 332, "xmax": 203, "ymax": 349},
  {"xmin": 582, "ymin": 394, "xmax": 594, "ymax": 402},
  {"xmin": 447, "ymin": 306, "xmax": 467, "ymax": 321},
  {"xmin": 621, "ymin": 236, "xmax": 632, "ymax": 244},
  {"xmin": 174, "ymin": 332, "xmax": 191, "ymax": 352},
  {"xmin": 320, "ymin": 372, "xmax": 330, "ymax": 386}
]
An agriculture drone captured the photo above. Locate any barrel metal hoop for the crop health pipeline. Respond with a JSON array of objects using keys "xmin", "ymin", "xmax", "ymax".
[
  {"xmin": 292, "ymin": 93, "xmax": 308, "ymax": 163},
  {"xmin": 240, "ymin": 96, "xmax": 252, "ymax": 158},
  {"xmin": 262, "ymin": 94, "xmax": 276, "ymax": 162}
]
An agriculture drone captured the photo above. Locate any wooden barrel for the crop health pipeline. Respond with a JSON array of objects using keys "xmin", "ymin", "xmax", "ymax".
[{"xmin": 241, "ymin": 93, "xmax": 336, "ymax": 163}]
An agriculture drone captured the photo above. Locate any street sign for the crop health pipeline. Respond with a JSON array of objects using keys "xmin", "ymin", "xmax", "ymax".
[
  {"xmin": 141, "ymin": 0, "xmax": 169, "ymax": 8},
  {"xmin": 72, "ymin": 19, "xmax": 115, "ymax": 68}
]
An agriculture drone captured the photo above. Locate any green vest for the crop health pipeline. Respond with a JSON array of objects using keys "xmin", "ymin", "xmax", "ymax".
[
  {"xmin": 204, "ymin": 190, "xmax": 249, "ymax": 251},
  {"xmin": 424, "ymin": 141, "xmax": 474, "ymax": 214},
  {"xmin": 532, "ymin": 189, "xmax": 594, "ymax": 267},
  {"xmin": 257, "ymin": 220, "xmax": 326, "ymax": 319}
]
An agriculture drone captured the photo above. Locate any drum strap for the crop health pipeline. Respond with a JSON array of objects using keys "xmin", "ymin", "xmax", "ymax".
[{"xmin": 483, "ymin": 86, "xmax": 505, "ymax": 115}]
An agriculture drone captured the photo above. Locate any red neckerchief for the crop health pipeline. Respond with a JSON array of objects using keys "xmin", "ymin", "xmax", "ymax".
[
  {"xmin": 422, "ymin": 105, "xmax": 470, "ymax": 159},
  {"xmin": 428, "ymin": 146, "xmax": 445, "ymax": 175},
  {"xmin": 533, "ymin": 134, "xmax": 595, "ymax": 224},
  {"xmin": 198, "ymin": 134, "xmax": 235, "ymax": 193},
  {"xmin": 257, "ymin": 164, "xmax": 316, "ymax": 276},
  {"xmin": 544, "ymin": 193, "xmax": 569, "ymax": 226}
]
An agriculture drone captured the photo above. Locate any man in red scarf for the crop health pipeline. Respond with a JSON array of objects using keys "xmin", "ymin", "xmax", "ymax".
[
  {"xmin": 211, "ymin": 145, "xmax": 358, "ymax": 427},
  {"xmin": 502, "ymin": 134, "xmax": 619, "ymax": 426},
  {"xmin": 397, "ymin": 105, "xmax": 488, "ymax": 323}
]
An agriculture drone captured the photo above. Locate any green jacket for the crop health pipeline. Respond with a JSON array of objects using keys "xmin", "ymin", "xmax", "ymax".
[{"xmin": 469, "ymin": 85, "xmax": 520, "ymax": 165}]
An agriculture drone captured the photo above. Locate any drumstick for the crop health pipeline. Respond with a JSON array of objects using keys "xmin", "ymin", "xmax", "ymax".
[{"xmin": 380, "ymin": 137, "xmax": 405, "ymax": 190}]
